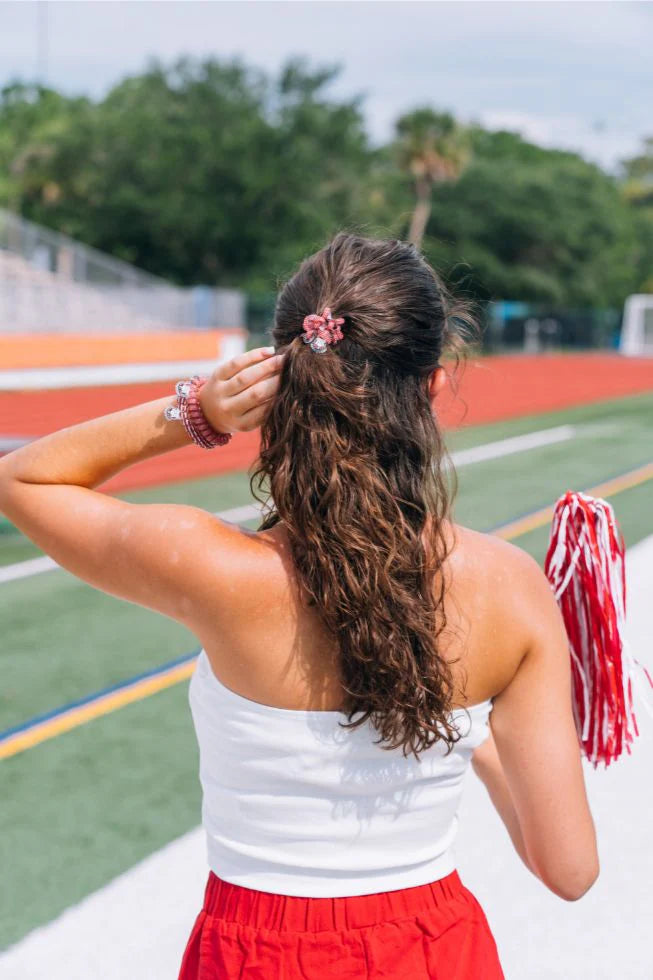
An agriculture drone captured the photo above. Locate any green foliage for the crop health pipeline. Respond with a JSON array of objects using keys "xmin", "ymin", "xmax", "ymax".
[
  {"xmin": 0, "ymin": 59, "xmax": 370, "ymax": 287},
  {"xmin": 395, "ymin": 107, "xmax": 469, "ymax": 183},
  {"xmin": 0, "ymin": 59, "xmax": 651, "ymax": 304},
  {"xmin": 422, "ymin": 147, "xmax": 641, "ymax": 306},
  {"xmin": 620, "ymin": 137, "xmax": 653, "ymax": 292}
]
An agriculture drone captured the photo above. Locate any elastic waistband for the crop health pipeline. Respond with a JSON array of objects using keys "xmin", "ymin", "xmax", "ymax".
[{"xmin": 201, "ymin": 870, "xmax": 466, "ymax": 932}]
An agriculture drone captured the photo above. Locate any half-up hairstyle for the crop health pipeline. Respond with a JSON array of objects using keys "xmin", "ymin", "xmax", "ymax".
[{"xmin": 249, "ymin": 233, "xmax": 476, "ymax": 758}]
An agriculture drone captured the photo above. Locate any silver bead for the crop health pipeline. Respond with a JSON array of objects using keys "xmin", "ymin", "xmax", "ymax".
[
  {"xmin": 175, "ymin": 380, "xmax": 192, "ymax": 398},
  {"xmin": 310, "ymin": 337, "xmax": 328, "ymax": 354},
  {"xmin": 164, "ymin": 405, "xmax": 181, "ymax": 421}
]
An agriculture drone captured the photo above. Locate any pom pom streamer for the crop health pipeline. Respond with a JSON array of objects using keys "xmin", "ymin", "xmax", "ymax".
[{"xmin": 544, "ymin": 491, "xmax": 653, "ymax": 768}]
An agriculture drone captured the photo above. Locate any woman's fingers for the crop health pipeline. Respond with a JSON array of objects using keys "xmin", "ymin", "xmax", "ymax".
[
  {"xmin": 203, "ymin": 346, "xmax": 286, "ymax": 432},
  {"xmin": 214, "ymin": 346, "xmax": 279, "ymax": 392},
  {"xmin": 224, "ymin": 355, "xmax": 283, "ymax": 400},
  {"xmin": 227, "ymin": 372, "xmax": 281, "ymax": 416}
]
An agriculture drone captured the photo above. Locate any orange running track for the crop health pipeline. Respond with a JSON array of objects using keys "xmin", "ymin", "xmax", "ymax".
[{"xmin": 1, "ymin": 352, "xmax": 652, "ymax": 494}]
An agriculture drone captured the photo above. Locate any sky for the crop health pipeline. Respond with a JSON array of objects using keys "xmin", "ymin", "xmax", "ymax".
[{"xmin": 0, "ymin": 0, "xmax": 651, "ymax": 171}]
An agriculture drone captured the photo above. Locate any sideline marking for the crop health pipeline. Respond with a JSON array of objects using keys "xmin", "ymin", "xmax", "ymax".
[
  {"xmin": 0, "ymin": 653, "xmax": 198, "ymax": 761},
  {"xmin": 1, "ymin": 458, "xmax": 652, "ymax": 761},
  {"xmin": 0, "ymin": 423, "xmax": 580, "ymax": 585},
  {"xmin": 451, "ymin": 424, "xmax": 575, "ymax": 467},
  {"xmin": 494, "ymin": 459, "xmax": 653, "ymax": 540}
]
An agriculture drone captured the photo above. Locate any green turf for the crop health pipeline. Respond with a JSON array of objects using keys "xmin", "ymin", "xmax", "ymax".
[
  {"xmin": 498, "ymin": 479, "xmax": 653, "ymax": 568},
  {"xmin": 0, "ymin": 572, "xmax": 196, "ymax": 729},
  {"xmin": 0, "ymin": 535, "xmax": 42, "ymax": 564},
  {"xmin": 446, "ymin": 389, "xmax": 653, "ymax": 451},
  {"xmin": 0, "ymin": 683, "xmax": 200, "ymax": 951},
  {"xmin": 118, "ymin": 468, "xmax": 256, "ymax": 509},
  {"xmin": 1, "ymin": 390, "xmax": 653, "ymax": 951},
  {"xmin": 449, "ymin": 391, "xmax": 653, "ymax": 532}
]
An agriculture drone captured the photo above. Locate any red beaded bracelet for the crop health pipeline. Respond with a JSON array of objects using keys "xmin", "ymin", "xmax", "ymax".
[{"xmin": 164, "ymin": 375, "xmax": 232, "ymax": 449}]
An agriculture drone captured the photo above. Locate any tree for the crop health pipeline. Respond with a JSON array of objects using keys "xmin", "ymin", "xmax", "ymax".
[
  {"xmin": 421, "ymin": 136, "xmax": 642, "ymax": 307},
  {"xmin": 620, "ymin": 138, "xmax": 653, "ymax": 292},
  {"xmin": 0, "ymin": 82, "xmax": 92, "ymax": 215},
  {"xmin": 1, "ymin": 65, "xmax": 649, "ymax": 308},
  {"xmin": 395, "ymin": 108, "xmax": 469, "ymax": 249},
  {"xmin": 0, "ymin": 58, "xmax": 371, "ymax": 287}
]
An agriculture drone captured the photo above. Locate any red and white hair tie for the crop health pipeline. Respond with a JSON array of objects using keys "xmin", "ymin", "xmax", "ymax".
[
  {"xmin": 301, "ymin": 307, "xmax": 345, "ymax": 354},
  {"xmin": 164, "ymin": 376, "xmax": 232, "ymax": 449}
]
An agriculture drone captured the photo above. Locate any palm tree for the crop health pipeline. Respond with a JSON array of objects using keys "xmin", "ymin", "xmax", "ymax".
[{"xmin": 396, "ymin": 109, "xmax": 469, "ymax": 250}]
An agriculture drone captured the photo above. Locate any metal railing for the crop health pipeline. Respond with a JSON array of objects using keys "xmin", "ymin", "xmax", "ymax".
[{"xmin": 0, "ymin": 209, "xmax": 245, "ymax": 331}]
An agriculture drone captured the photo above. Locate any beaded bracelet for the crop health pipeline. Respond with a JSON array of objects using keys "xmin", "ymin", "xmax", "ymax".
[{"xmin": 164, "ymin": 375, "xmax": 232, "ymax": 449}]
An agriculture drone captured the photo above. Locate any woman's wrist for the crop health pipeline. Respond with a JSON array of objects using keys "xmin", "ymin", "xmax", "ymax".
[
  {"xmin": 198, "ymin": 381, "xmax": 232, "ymax": 436},
  {"xmin": 165, "ymin": 376, "xmax": 232, "ymax": 449}
]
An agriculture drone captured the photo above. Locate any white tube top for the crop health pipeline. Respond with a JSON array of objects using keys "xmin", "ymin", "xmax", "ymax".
[{"xmin": 188, "ymin": 648, "xmax": 493, "ymax": 897}]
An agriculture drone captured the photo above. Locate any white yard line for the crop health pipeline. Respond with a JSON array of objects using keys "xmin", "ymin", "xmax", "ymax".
[
  {"xmin": 1, "ymin": 533, "xmax": 652, "ymax": 978},
  {"xmin": 450, "ymin": 424, "xmax": 575, "ymax": 466},
  {"xmin": 0, "ymin": 424, "xmax": 578, "ymax": 586}
]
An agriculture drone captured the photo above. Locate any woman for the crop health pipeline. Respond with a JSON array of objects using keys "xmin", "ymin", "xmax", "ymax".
[{"xmin": 0, "ymin": 234, "xmax": 598, "ymax": 978}]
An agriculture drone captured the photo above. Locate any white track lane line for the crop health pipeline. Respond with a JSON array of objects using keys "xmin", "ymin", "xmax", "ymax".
[
  {"xmin": 0, "ymin": 360, "xmax": 225, "ymax": 390},
  {"xmin": 1, "ymin": 534, "xmax": 652, "ymax": 979},
  {"xmin": 0, "ymin": 424, "xmax": 577, "ymax": 586}
]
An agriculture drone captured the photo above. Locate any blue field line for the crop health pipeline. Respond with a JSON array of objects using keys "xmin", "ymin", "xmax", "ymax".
[{"xmin": 0, "ymin": 647, "xmax": 201, "ymax": 744}]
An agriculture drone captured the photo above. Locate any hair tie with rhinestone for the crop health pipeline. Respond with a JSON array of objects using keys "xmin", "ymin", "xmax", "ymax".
[
  {"xmin": 301, "ymin": 307, "xmax": 345, "ymax": 354},
  {"xmin": 164, "ymin": 376, "xmax": 232, "ymax": 449}
]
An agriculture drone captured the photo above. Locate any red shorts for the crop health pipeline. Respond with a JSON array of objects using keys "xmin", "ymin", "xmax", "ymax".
[{"xmin": 178, "ymin": 869, "xmax": 505, "ymax": 979}]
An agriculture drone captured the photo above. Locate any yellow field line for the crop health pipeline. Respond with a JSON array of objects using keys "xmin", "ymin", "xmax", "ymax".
[
  {"xmin": 2, "ymin": 458, "xmax": 652, "ymax": 762},
  {"xmin": 494, "ymin": 460, "xmax": 653, "ymax": 541},
  {"xmin": 0, "ymin": 660, "xmax": 196, "ymax": 761}
]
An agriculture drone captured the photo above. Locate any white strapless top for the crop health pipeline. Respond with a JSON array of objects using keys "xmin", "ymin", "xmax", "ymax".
[{"xmin": 188, "ymin": 648, "xmax": 493, "ymax": 897}]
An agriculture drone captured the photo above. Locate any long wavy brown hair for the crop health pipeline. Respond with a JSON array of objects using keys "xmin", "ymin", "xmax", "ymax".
[{"xmin": 249, "ymin": 233, "xmax": 477, "ymax": 758}]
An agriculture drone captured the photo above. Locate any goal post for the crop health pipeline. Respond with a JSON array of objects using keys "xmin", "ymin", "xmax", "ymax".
[{"xmin": 620, "ymin": 294, "xmax": 653, "ymax": 356}]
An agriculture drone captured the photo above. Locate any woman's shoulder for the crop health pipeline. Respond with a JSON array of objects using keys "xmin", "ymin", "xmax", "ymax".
[{"xmin": 449, "ymin": 521, "xmax": 545, "ymax": 589}]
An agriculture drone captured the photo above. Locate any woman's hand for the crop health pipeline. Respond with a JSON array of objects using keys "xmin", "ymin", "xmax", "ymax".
[{"xmin": 198, "ymin": 346, "xmax": 285, "ymax": 434}]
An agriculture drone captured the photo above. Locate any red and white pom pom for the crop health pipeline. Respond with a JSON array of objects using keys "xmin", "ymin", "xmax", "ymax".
[{"xmin": 544, "ymin": 491, "xmax": 652, "ymax": 768}]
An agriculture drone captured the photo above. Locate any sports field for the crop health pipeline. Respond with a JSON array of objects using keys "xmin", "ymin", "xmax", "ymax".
[{"xmin": 1, "ymin": 353, "xmax": 653, "ymax": 977}]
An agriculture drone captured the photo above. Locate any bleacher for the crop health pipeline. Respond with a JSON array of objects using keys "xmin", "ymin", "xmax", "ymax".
[
  {"xmin": 0, "ymin": 208, "xmax": 246, "ymax": 336},
  {"xmin": 0, "ymin": 250, "xmax": 178, "ymax": 334}
]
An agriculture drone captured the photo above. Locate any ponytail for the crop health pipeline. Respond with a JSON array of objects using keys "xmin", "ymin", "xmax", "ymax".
[{"xmin": 249, "ymin": 234, "xmax": 477, "ymax": 758}]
